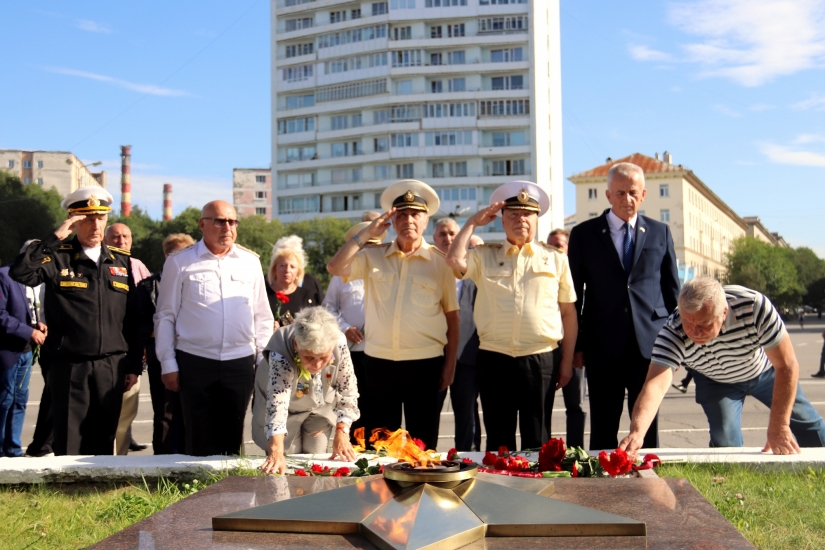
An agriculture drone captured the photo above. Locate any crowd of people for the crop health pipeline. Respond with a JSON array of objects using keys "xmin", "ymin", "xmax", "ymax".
[{"xmin": 1, "ymin": 162, "xmax": 824, "ymax": 466}]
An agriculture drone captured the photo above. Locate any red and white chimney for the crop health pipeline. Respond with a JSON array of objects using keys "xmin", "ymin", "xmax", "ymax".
[
  {"xmin": 120, "ymin": 145, "xmax": 132, "ymax": 217},
  {"xmin": 163, "ymin": 183, "xmax": 173, "ymax": 221}
]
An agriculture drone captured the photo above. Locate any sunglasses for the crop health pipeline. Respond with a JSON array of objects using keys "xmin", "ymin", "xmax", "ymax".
[{"xmin": 202, "ymin": 217, "xmax": 240, "ymax": 228}]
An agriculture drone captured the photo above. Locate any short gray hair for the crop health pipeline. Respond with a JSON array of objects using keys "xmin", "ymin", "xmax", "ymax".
[
  {"xmin": 293, "ymin": 306, "xmax": 343, "ymax": 354},
  {"xmin": 434, "ymin": 217, "xmax": 459, "ymax": 231},
  {"xmin": 607, "ymin": 162, "xmax": 646, "ymax": 189},
  {"xmin": 679, "ymin": 277, "xmax": 727, "ymax": 317}
]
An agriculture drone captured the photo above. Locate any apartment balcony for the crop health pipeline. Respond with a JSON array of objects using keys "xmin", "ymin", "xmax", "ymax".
[
  {"xmin": 390, "ymin": 60, "xmax": 529, "ymax": 77},
  {"xmin": 316, "ymin": 120, "xmax": 419, "ymax": 140},
  {"xmin": 276, "ymin": 150, "xmax": 391, "ymax": 170},
  {"xmin": 389, "ymin": 33, "xmax": 527, "ymax": 49},
  {"xmin": 276, "ymin": 131, "xmax": 318, "ymax": 145},
  {"xmin": 477, "ymin": 144, "xmax": 531, "ymax": 157},
  {"xmin": 476, "ymin": 116, "xmax": 530, "ymax": 128},
  {"xmin": 276, "ymin": 13, "xmax": 386, "ymax": 40}
]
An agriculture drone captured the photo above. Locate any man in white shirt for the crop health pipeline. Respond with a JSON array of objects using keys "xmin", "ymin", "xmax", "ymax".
[{"xmin": 154, "ymin": 200, "xmax": 274, "ymax": 456}]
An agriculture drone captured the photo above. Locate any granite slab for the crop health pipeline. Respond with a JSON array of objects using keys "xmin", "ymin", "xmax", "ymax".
[{"xmin": 91, "ymin": 475, "xmax": 754, "ymax": 549}]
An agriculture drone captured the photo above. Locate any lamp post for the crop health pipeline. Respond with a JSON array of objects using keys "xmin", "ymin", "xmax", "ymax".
[{"xmin": 65, "ymin": 157, "xmax": 102, "ymax": 190}]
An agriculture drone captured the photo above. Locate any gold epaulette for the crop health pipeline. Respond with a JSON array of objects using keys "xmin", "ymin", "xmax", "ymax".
[
  {"xmin": 58, "ymin": 244, "xmax": 75, "ymax": 251},
  {"xmin": 478, "ymin": 243, "xmax": 503, "ymax": 249},
  {"xmin": 236, "ymin": 244, "xmax": 260, "ymax": 258},
  {"xmin": 539, "ymin": 241, "xmax": 563, "ymax": 253},
  {"xmin": 107, "ymin": 245, "xmax": 131, "ymax": 256},
  {"xmin": 167, "ymin": 244, "xmax": 194, "ymax": 257},
  {"xmin": 431, "ymin": 246, "xmax": 447, "ymax": 258}
]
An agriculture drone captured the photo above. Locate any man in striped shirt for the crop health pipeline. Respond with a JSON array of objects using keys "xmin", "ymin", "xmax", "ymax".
[{"xmin": 620, "ymin": 277, "xmax": 825, "ymax": 456}]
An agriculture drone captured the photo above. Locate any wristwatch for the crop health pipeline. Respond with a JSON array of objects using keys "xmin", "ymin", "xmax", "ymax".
[{"xmin": 336, "ymin": 425, "xmax": 350, "ymax": 435}]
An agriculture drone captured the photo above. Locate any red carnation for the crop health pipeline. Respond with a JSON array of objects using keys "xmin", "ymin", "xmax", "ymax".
[
  {"xmin": 294, "ymin": 469, "xmax": 309, "ymax": 476},
  {"xmin": 332, "ymin": 467, "xmax": 350, "ymax": 477},
  {"xmin": 462, "ymin": 457, "xmax": 474, "ymax": 464},
  {"xmin": 494, "ymin": 456, "xmax": 509, "ymax": 470},
  {"xmin": 538, "ymin": 437, "xmax": 566, "ymax": 472},
  {"xmin": 572, "ymin": 462, "xmax": 579, "ymax": 478},
  {"xmin": 482, "ymin": 452, "xmax": 497, "ymax": 466},
  {"xmin": 275, "ymin": 291, "xmax": 290, "ymax": 304},
  {"xmin": 447, "ymin": 448, "xmax": 459, "ymax": 461},
  {"xmin": 310, "ymin": 464, "xmax": 324, "ymax": 473},
  {"xmin": 497, "ymin": 446, "xmax": 509, "ymax": 457},
  {"xmin": 599, "ymin": 449, "xmax": 633, "ymax": 477}
]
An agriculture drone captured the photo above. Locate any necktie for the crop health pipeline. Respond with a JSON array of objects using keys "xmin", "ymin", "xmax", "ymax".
[{"xmin": 622, "ymin": 222, "xmax": 634, "ymax": 274}]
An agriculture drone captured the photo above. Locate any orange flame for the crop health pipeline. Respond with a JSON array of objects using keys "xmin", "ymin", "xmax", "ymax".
[
  {"xmin": 369, "ymin": 428, "xmax": 435, "ymax": 467},
  {"xmin": 352, "ymin": 427, "xmax": 366, "ymax": 453},
  {"xmin": 368, "ymin": 503, "xmax": 417, "ymax": 546}
]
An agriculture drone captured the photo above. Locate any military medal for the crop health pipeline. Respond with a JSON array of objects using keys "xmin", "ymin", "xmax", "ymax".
[
  {"xmin": 296, "ymin": 382, "xmax": 307, "ymax": 399},
  {"xmin": 326, "ymin": 372, "xmax": 332, "ymax": 387}
]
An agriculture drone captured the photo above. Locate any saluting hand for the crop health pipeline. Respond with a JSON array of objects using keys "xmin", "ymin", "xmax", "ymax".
[
  {"xmin": 470, "ymin": 201, "xmax": 506, "ymax": 227},
  {"xmin": 363, "ymin": 209, "xmax": 395, "ymax": 239},
  {"xmin": 54, "ymin": 215, "xmax": 86, "ymax": 240}
]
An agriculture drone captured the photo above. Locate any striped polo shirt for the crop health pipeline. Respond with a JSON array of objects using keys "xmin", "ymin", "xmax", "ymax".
[{"xmin": 650, "ymin": 285, "xmax": 786, "ymax": 383}]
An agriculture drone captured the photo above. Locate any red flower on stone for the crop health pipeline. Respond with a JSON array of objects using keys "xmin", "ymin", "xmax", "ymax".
[
  {"xmin": 497, "ymin": 446, "xmax": 510, "ymax": 457},
  {"xmin": 332, "ymin": 467, "xmax": 350, "ymax": 477},
  {"xmin": 413, "ymin": 438, "xmax": 427, "ymax": 451},
  {"xmin": 494, "ymin": 457, "xmax": 509, "ymax": 470},
  {"xmin": 275, "ymin": 291, "xmax": 290, "ymax": 304},
  {"xmin": 572, "ymin": 462, "xmax": 579, "ymax": 478},
  {"xmin": 294, "ymin": 469, "xmax": 309, "ymax": 476},
  {"xmin": 310, "ymin": 464, "xmax": 325, "ymax": 473},
  {"xmin": 506, "ymin": 456, "xmax": 530, "ymax": 472},
  {"xmin": 462, "ymin": 457, "xmax": 475, "ymax": 464},
  {"xmin": 538, "ymin": 437, "xmax": 566, "ymax": 472},
  {"xmin": 482, "ymin": 451, "xmax": 497, "ymax": 466},
  {"xmin": 599, "ymin": 449, "xmax": 633, "ymax": 477},
  {"xmin": 633, "ymin": 453, "xmax": 662, "ymax": 471},
  {"xmin": 447, "ymin": 448, "xmax": 459, "ymax": 461}
]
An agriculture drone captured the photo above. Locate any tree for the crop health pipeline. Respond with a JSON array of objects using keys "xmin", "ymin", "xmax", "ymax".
[
  {"xmin": 0, "ymin": 171, "xmax": 64, "ymax": 265},
  {"xmin": 285, "ymin": 217, "xmax": 351, "ymax": 288},
  {"xmin": 724, "ymin": 237, "xmax": 800, "ymax": 308}
]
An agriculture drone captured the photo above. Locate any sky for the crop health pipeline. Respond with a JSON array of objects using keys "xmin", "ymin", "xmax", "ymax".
[{"xmin": 1, "ymin": 1, "xmax": 823, "ymax": 254}]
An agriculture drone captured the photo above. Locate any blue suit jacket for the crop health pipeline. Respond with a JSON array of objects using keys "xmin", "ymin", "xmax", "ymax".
[
  {"xmin": 0, "ymin": 265, "xmax": 35, "ymax": 370},
  {"xmin": 568, "ymin": 210, "xmax": 680, "ymax": 363}
]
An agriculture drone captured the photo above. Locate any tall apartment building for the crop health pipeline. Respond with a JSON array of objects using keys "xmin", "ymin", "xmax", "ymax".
[
  {"xmin": 234, "ymin": 168, "xmax": 274, "ymax": 221},
  {"xmin": 569, "ymin": 152, "xmax": 751, "ymax": 280},
  {"xmin": 0, "ymin": 150, "xmax": 107, "ymax": 197},
  {"xmin": 270, "ymin": 0, "xmax": 564, "ymax": 240}
]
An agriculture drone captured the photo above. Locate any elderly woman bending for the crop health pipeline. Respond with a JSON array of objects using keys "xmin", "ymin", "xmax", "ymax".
[{"xmin": 254, "ymin": 306, "xmax": 360, "ymax": 475}]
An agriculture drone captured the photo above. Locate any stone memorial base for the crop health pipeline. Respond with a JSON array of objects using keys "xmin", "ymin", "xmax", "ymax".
[{"xmin": 91, "ymin": 475, "xmax": 754, "ymax": 549}]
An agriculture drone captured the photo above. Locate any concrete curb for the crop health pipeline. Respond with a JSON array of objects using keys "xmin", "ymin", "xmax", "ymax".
[{"xmin": 1, "ymin": 447, "xmax": 823, "ymax": 484}]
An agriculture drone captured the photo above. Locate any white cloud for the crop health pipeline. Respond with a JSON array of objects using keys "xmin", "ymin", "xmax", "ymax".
[
  {"xmin": 793, "ymin": 133, "xmax": 825, "ymax": 144},
  {"xmin": 759, "ymin": 141, "xmax": 825, "ymax": 167},
  {"xmin": 628, "ymin": 45, "xmax": 673, "ymax": 62},
  {"xmin": 76, "ymin": 19, "xmax": 113, "ymax": 34},
  {"xmin": 713, "ymin": 104, "xmax": 742, "ymax": 117},
  {"xmin": 791, "ymin": 92, "xmax": 825, "ymax": 111},
  {"xmin": 44, "ymin": 67, "xmax": 189, "ymax": 97},
  {"xmin": 668, "ymin": 0, "xmax": 825, "ymax": 86}
]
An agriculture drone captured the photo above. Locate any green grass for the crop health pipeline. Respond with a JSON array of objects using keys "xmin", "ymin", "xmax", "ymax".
[
  {"xmin": 0, "ymin": 463, "xmax": 822, "ymax": 549},
  {"xmin": 658, "ymin": 463, "xmax": 825, "ymax": 550}
]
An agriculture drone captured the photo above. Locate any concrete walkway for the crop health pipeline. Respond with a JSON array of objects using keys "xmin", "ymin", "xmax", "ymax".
[{"xmin": 2, "ymin": 447, "xmax": 824, "ymax": 484}]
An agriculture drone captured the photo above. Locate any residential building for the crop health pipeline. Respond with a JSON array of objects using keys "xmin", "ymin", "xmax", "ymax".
[
  {"xmin": 569, "ymin": 152, "xmax": 750, "ymax": 280},
  {"xmin": 742, "ymin": 216, "xmax": 789, "ymax": 248},
  {"xmin": 234, "ymin": 168, "xmax": 273, "ymax": 221},
  {"xmin": 0, "ymin": 150, "xmax": 107, "ymax": 196},
  {"xmin": 270, "ymin": 0, "xmax": 564, "ymax": 239}
]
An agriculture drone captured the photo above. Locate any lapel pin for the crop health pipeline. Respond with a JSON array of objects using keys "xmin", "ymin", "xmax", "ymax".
[
  {"xmin": 601, "ymin": 229, "xmax": 607, "ymax": 233},
  {"xmin": 640, "ymin": 227, "xmax": 646, "ymax": 233}
]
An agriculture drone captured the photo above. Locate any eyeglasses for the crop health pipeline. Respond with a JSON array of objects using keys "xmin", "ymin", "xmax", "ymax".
[{"xmin": 202, "ymin": 217, "xmax": 240, "ymax": 228}]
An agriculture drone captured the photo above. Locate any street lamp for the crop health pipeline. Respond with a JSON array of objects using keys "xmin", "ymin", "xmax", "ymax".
[{"xmin": 65, "ymin": 158, "xmax": 102, "ymax": 189}]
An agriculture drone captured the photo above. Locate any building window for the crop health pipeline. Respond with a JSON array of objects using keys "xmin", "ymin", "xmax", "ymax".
[
  {"xmin": 284, "ymin": 173, "xmax": 315, "ymax": 189},
  {"xmin": 352, "ymin": 9, "xmax": 361, "ymax": 19},
  {"xmin": 490, "ymin": 131, "xmax": 525, "ymax": 147},
  {"xmin": 375, "ymin": 165, "xmax": 391, "ymax": 180},
  {"xmin": 393, "ymin": 26, "xmax": 412, "ymax": 40},
  {"xmin": 448, "ymin": 78, "xmax": 465, "ymax": 92},
  {"xmin": 331, "ymin": 115, "xmax": 348, "ymax": 130},
  {"xmin": 36, "ymin": 178, "xmax": 43, "ymax": 185},
  {"xmin": 278, "ymin": 116, "xmax": 315, "ymax": 134},
  {"xmin": 391, "ymin": 133, "xmax": 419, "ymax": 147},
  {"xmin": 255, "ymin": 191, "xmax": 267, "ymax": 199},
  {"xmin": 490, "ymin": 159, "xmax": 525, "ymax": 176},
  {"xmin": 396, "ymin": 163, "xmax": 414, "ymax": 179},
  {"xmin": 352, "ymin": 114, "xmax": 363, "ymax": 127},
  {"xmin": 255, "ymin": 207, "xmax": 267, "ymax": 215},
  {"xmin": 372, "ymin": 2, "xmax": 388, "ymax": 15},
  {"xmin": 659, "ymin": 184, "xmax": 669, "ymax": 198},
  {"xmin": 285, "ymin": 94, "xmax": 314, "ymax": 110},
  {"xmin": 480, "ymin": 0, "xmax": 528, "ymax": 4},
  {"xmin": 490, "ymin": 48, "xmax": 523, "ymax": 62},
  {"xmin": 318, "ymin": 24, "xmax": 387, "ymax": 48},
  {"xmin": 390, "ymin": 0, "xmax": 416, "ymax": 8},
  {"xmin": 7, "ymin": 160, "xmax": 14, "ymax": 168},
  {"xmin": 37, "ymin": 160, "xmax": 44, "ymax": 168},
  {"xmin": 479, "ymin": 99, "xmax": 529, "ymax": 116},
  {"xmin": 330, "ymin": 11, "xmax": 347, "ymax": 24},
  {"xmin": 491, "ymin": 75, "xmax": 524, "ymax": 90},
  {"xmin": 316, "ymin": 79, "xmax": 387, "ymax": 102},
  {"xmin": 479, "ymin": 16, "xmax": 529, "ymax": 32},
  {"xmin": 331, "ymin": 196, "xmax": 348, "ymax": 212},
  {"xmin": 425, "ymin": 131, "xmax": 472, "ymax": 146},
  {"xmin": 23, "ymin": 160, "xmax": 32, "ymax": 168},
  {"xmin": 660, "ymin": 209, "xmax": 670, "ymax": 223},
  {"xmin": 431, "ymin": 80, "xmax": 443, "ymax": 93},
  {"xmin": 374, "ymin": 137, "xmax": 389, "ymax": 152},
  {"xmin": 425, "ymin": 0, "xmax": 467, "ymax": 6},
  {"xmin": 450, "ymin": 161, "xmax": 467, "ymax": 177},
  {"xmin": 285, "ymin": 43, "xmax": 314, "ymax": 58},
  {"xmin": 286, "ymin": 146, "xmax": 316, "ymax": 162},
  {"xmin": 255, "ymin": 175, "xmax": 267, "ymax": 183},
  {"xmin": 430, "ymin": 53, "xmax": 443, "ymax": 66},
  {"xmin": 325, "ymin": 52, "xmax": 387, "ymax": 74},
  {"xmin": 448, "ymin": 24, "xmax": 465, "ymax": 37},
  {"xmin": 392, "ymin": 50, "xmax": 423, "ymax": 67},
  {"xmin": 279, "ymin": 196, "xmax": 320, "ymax": 214},
  {"xmin": 588, "ymin": 188, "xmax": 598, "ymax": 200},
  {"xmin": 430, "ymin": 26, "xmax": 442, "ymax": 39},
  {"xmin": 282, "ymin": 64, "xmax": 313, "ymax": 82},
  {"xmin": 436, "ymin": 187, "xmax": 476, "ymax": 201},
  {"xmin": 285, "ymin": 18, "xmax": 313, "ymax": 32},
  {"xmin": 23, "ymin": 178, "xmax": 31, "ymax": 184},
  {"xmin": 432, "ymin": 162, "xmax": 445, "ymax": 178},
  {"xmin": 447, "ymin": 51, "xmax": 465, "ymax": 65},
  {"xmin": 424, "ymin": 102, "xmax": 475, "ymax": 118}
]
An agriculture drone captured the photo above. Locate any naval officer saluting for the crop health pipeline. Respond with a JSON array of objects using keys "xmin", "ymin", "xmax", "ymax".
[
  {"xmin": 327, "ymin": 180, "xmax": 459, "ymax": 451},
  {"xmin": 446, "ymin": 181, "xmax": 578, "ymax": 451},
  {"xmin": 11, "ymin": 187, "xmax": 142, "ymax": 455}
]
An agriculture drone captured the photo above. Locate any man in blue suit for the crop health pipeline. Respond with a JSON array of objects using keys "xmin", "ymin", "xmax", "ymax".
[
  {"xmin": 568, "ymin": 162, "xmax": 680, "ymax": 450},
  {"xmin": 0, "ymin": 242, "xmax": 49, "ymax": 457}
]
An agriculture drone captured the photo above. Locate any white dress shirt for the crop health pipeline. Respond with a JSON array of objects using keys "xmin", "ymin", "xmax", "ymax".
[
  {"xmin": 607, "ymin": 209, "xmax": 637, "ymax": 260},
  {"xmin": 154, "ymin": 240, "xmax": 274, "ymax": 375},
  {"xmin": 322, "ymin": 275, "xmax": 366, "ymax": 352}
]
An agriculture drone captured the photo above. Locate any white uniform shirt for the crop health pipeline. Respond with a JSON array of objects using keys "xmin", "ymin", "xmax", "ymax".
[
  {"xmin": 322, "ymin": 275, "xmax": 366, "ymax": 352},
  {"xmin": 607, "ymin": 210, "xmax": 637, "ymax": 260},
  {"xmin": 154, "ymin": 240, "xmax": 274, "ymax": 374}
]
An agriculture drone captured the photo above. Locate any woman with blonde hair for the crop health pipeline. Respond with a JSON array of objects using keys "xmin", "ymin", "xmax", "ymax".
[{"xmin": 266, "ymin": 235, "xmax": 323, "ymax": 325}]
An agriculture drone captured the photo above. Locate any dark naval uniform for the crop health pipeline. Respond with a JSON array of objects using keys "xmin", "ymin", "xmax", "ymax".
[{"xmin": 10, "ymin": 234, "xmax": 142, "ymax": 455}]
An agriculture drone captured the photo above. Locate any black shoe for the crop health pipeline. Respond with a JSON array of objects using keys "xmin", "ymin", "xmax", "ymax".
[
  {"xmin": 812, "ymin": 372, "xmax": 825, "ymax": 378},
  {"xmin": 129, "ymin": 440, "xmax": 149, "ymax": 452},
  {"xmin": 672, "ymin": 384, "xmax": 688, "ymax": 393}
]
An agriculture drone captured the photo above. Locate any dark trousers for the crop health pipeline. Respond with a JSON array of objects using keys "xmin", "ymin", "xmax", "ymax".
[
  {"xmin": 549, "ymin": 348, "xmax": 587, "ymax": 448},
  {"xmin": 437, "ymin": 361, "xmax": 481, "ymax": 451},
  {"xmin": 50, "ymin": 353, "xmax": 127, "ymax": 456},
  {"xmin": 585, "ymin": 343, "xmax": 659, "ymax": 450},
  {"xmin": 349, "ymin": 350, "xmax": 367, "ymax": 442},
  {"xmin": 176, "ymin": 350, "xmax": 254, "ymax": 456},
  {"xmin": 478, "ymin": 349, "xmax": 555, "ymax": 451},
  {"xmin": 818, "ymin": 341, "xmax": 825, "ymax": 374},
  {"xmin": 27, "ymin": 352, "xmax": 54, "ymax": 456},
  {"xmin": 363, "ymin": 355, "xmax": 442, "ymax": 451},
  {"xmin": 147, "ymin": 355, "xmax": 185, "ymax": 454}
]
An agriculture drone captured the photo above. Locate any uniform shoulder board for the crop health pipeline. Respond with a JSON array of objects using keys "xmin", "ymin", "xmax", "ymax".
[
  {"xmin": 58, "ymin": 244, "xmax": 75, "ymax": 251},
  {"xmin": 363, "ymin": 242, "xmax": 384, "ymax": 249},
  {"xmin": 107, "ymin": 245, "xmax": 131, "ymax": 256},
  {"xmin": 539, "ymin": 241, "xmax": 563, "ymax": 253},
  {"xmin": 167, "ymin": 244, "xmax": 194, "ymax": 257},
  {"xmin": 236, "ymin": 244, "xmax": 260, "ymax": 258},
  {"xmin": 479, "ymin": 243, "xmax": 503, "ymax": 249},
  {"xmin": 431, "ymin": 246, "xmax": 447, "ymax": 258}
]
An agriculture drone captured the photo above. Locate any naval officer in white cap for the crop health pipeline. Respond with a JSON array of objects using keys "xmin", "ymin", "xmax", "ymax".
[
  {"xmin": 10, "ymin": 186, "xmax": 143, "ymax": 455},
  {"xmin": 327, "ymin": 180, "xmax": 459, "ymax": 450},
  {"xmin": 445, "ymin": 181, "xmax": 578, "ymax": 452}
]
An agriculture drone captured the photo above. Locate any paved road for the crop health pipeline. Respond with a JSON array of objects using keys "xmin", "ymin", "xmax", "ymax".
[{"xmin": 20, "ymin": 317, "xmax": 825, "ymax": 455}]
